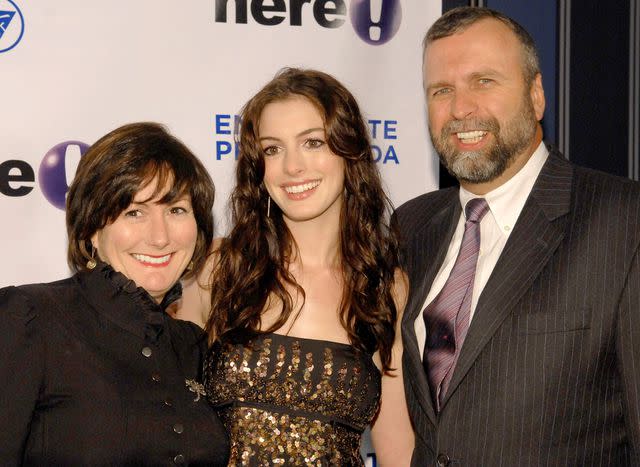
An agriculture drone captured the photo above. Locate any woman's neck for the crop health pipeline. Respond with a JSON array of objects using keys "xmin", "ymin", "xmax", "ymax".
[{"xmin": 285, "ymin": 215, "xmax": 341, "ymax": 270}]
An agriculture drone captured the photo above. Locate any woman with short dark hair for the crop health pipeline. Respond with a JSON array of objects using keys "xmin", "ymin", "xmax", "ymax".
[{"xmin": 0, "ymin": 122, "xmax": 229, "ymax": 465}]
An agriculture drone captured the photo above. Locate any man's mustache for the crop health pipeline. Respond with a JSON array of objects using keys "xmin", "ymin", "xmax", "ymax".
[{"xmin": 442, "ymin": 118, "xmax": 499, "ymax": 134}]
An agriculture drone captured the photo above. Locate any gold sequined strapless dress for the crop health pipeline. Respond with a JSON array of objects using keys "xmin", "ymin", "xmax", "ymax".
[{"xmin": 204, "ymin": 333, "xmax": 382, "ymax": 466}]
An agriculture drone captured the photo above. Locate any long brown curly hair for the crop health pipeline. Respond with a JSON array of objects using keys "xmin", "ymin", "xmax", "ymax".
[{"xmin": 205, "ymin": 68, "xmax": 400, "ymax": 372}]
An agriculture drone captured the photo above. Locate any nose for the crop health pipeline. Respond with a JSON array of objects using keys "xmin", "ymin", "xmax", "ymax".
[
  {"xmin": 450, "ymin": 88, "xmax": 478, "ymax": 120},
  {"xmin": 283, "ymin": 147, "xmax": 305, "ymax": 176},
  {"xmin": 147, "ymin": 212, "xmax": 170, "ymax": 248}
]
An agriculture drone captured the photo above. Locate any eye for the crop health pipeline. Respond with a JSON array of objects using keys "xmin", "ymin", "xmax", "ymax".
[
  {"xmin": 123, "ymin": 209, "xmax": 143, "ymax": 218},
  {"xmin": 478, "ymin": 78, "xmax": 494, "ymax": 86},
  {"xmin": 169, "ymin": 206, "xmax": 189, "ymax": 215},
  {"xmin": 432, "ymin": 87, "xmax": 452, "ymax": 97},
  {"xmin": 262, "ymin": 145, "xmax": 280, "ymax": 157},
  {"xmin": 304, "ymin": 138, "xmax": 325, "ymax": 149}
]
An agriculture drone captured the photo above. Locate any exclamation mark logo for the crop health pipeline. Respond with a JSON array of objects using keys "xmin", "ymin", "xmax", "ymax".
[
  {"xmin": 350, "ymin": 0, "xmax": 402, "ymax": 46},
  {"xmin": 39, "ymin": 141, "xmax": 89, "ymax": 210},
  {"xmin": 369, "ymin": 0, "xmax": 382, "ymax": 42},
  {"xmin": 64, "ymin": 144, "xmax": 82, "ymax": 188}
]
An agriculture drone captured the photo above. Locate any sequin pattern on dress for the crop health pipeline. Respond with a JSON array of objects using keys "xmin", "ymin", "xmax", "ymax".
[{"xmin": 204, "ymin": 333, "xmax": 381, "ymax": 466}]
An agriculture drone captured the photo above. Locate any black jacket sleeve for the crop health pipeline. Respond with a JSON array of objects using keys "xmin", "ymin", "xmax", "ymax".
[{"xmin": 0, "ymin": 286, "xmax": 44, "ymax": 465}]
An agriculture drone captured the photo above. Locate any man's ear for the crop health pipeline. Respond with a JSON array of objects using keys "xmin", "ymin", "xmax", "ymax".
[{"xmin": 530, "ymin": 73, "xmax": 546, "ymax": 121}]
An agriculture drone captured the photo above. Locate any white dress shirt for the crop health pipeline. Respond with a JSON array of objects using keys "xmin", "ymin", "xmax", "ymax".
[{"xmin": 415, "ymin": 142, "xmax": 549, "ymax": 356}]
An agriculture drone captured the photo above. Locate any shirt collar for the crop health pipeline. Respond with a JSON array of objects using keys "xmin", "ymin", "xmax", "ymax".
[
  {"xmin": 76, "ymin": 262, "xmax": 182, "ymax": 342},
  {"xmin": 459, "ymin": 141, "xmax": 549, "ymax": 233}
]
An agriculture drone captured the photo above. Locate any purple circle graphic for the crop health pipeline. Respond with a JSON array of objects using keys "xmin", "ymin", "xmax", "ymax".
[
  {"xmin": 349, "ymin": 0, "xmax": 402, "ymax": 46},
  {"xmin": 39, "ymin": 141, "xmax": 89, "ymax": 210}
]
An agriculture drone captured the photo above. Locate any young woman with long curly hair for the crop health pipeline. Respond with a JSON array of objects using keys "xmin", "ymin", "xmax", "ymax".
[{"xmin": 181, "ymin": 68, "xmax": 413, "ymax": 466}]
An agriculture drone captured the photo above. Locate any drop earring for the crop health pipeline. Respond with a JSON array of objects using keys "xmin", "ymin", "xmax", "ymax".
[
  {"xmin": 267, "ymin": 196, "xmax": 271, "ymax": 218},
  {"xmin": 86, "ymin": 246, "xmax": 97, "ymax": 270}
]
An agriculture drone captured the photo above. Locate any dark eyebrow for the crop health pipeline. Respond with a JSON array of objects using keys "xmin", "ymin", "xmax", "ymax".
[
  {"xmin": 131, "ymin": 194, "xmax": 190, "ymax": 205},
  {"xmin": 296, "ymin": 127, "xmax": 324, "ymax": 137},
  {"xmin": 259, "ymin": 127, "xmax": 325, "ymax": 143}
]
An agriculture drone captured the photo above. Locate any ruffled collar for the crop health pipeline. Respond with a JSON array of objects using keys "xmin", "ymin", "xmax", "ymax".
[{"xmin": 75, "ymin": 262, "xmax": 182, "ymax": 343}]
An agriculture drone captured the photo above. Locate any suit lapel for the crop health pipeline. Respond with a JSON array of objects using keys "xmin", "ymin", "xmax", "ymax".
[
  {"xmin": 442, "ymin": 151, "xmax": 574, "ymax": 407},
  {"xmin": 403, "ymin": 192, "xmax": 461, "ymax": 427}
]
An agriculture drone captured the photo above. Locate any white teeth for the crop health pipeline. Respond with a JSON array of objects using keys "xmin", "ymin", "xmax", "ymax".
[
  {"xmin": 457, "ymin": 130, "xmax": 487, "ymax": 143},
  {"xmin": 133, "ymin": 253, "xmax": 171, "ymax": 264},
  {"xmin": 284, "ymin": 180, "xmax": 320, "ymax": 194}
]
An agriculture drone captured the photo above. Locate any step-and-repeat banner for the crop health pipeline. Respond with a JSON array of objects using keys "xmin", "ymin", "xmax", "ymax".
[
  {"xmin": 1, "ymin": 0, "xmax": 440, "ymax": 461},
  {"xmin": 1, "ymin": 0, "xmax": 440, "ymax": 286}
]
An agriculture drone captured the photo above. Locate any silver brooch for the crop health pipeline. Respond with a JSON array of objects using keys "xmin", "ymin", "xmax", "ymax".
[{"xmin": 185, "ymin": 379, "xmax": 207, "ymax": 401}]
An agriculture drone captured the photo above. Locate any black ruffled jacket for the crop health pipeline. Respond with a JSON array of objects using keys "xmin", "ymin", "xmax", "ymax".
[{"xmin": 0, "ymin": 263, "xmax": 229, "ymax": 466}]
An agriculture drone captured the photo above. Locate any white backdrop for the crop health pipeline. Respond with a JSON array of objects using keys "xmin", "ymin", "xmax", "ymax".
[
  {"xmin": 1, "ymin": 0, "xmax": 440, "ymax": 287},
  {"xmin": 1, "ymin": 0, "xmax": 440, "ymax": 463}
]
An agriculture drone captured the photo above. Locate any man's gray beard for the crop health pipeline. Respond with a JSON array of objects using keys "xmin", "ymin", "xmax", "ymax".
[
  {"xmin": 431, "ymin": 95, "xmax": 537, "ymax": 184},
  {"xmin": 446, "ymin": 145, "xmax": 508, "ymax": 184}
]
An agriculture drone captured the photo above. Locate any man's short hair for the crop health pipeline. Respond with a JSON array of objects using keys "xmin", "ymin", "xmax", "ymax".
[{"xmin": 424, "ymin": 6, "xmax": 541, "ymax": 85}]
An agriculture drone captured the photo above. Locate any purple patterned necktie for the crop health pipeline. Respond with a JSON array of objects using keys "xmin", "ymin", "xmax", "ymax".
[{"xmin": 423, "ymin": 197, "xmax": 489, "ymax": 411}]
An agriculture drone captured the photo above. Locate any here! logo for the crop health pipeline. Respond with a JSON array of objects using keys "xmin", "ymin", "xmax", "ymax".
[
  {"xmin": 0, "ymin": 0, "xmax": 24, "ymax": 53},
  {"xmin": 214, "ymin": 0, "xmax": 402, "ymax": 45}
]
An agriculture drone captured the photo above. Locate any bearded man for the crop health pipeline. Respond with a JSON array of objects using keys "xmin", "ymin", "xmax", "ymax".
[{"xmin": 396, "ymin": 7, "xmax": 640, "ymax": 466}]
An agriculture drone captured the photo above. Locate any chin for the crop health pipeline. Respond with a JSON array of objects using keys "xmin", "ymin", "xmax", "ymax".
[
  {"xmin": 280, "ymin": 206, "xmax": 317, "ymax": 221},
  {"xmin": 449, "ymin": 155, "xmax": 504, "ymax": 183},
  {"xmin": 283, "ymin": 213, "xmax": 317, "ymax": 223}
]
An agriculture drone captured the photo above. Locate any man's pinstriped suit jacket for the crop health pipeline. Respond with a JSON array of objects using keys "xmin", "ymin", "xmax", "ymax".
[{"xmin": 396, "ymin": 149, "xmax": 640, "ymax": 466}]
